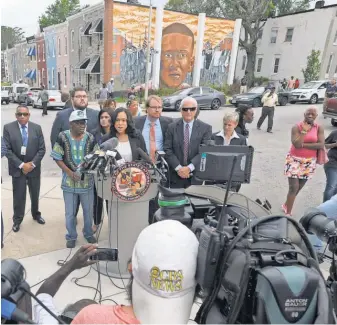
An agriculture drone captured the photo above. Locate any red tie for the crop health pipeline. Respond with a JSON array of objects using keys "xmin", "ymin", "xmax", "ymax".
[{"xmin": 150, "ymin": 122, "xmax": 156, "ymax": 163}]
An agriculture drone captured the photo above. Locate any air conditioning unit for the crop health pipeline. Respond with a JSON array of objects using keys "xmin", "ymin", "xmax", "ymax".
[{"xmin": 315, "ymin": 1, "xmax": 325, "ymax": 9}]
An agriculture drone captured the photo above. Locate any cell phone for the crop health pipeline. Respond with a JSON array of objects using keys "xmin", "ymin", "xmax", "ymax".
[{"xmin": 89, "ymin": 248, "xmax": 118, "ymax": 261}]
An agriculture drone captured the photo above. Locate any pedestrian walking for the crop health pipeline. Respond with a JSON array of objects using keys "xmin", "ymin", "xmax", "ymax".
[
  {"xmin": 38, "ymin": 86, "xmax": 49, "ymax": 116},
  {"xmin": 257, "ymin": 86, "xmax": 278, "ymax": 133},
  {"xmin": 98, "ymin": 83, "xmax": 109, "ymax": 110},
  {"xmin": 240, "ymin": 71, "xmax": 248, "ymax": 94},
  {"xmin": 3, "ymin": 105, "xmax": 46, "ymax": 233}
]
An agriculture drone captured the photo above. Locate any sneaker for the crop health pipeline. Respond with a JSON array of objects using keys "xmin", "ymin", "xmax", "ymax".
[
  {"xmin": 66, "ymin": 240, "xmax": 76, "ymax": 249},
  {"xmin": 86, "ymin": 236, "xmax": 97, "ymax": 244},
  {"xmin": 267, "ymin": 130, "xmax": 273, "ymax": 133}
]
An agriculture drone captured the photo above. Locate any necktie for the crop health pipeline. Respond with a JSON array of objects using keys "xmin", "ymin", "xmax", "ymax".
[
  {"xmin": 149, "ymin": 122, "xmax": 156, "ymax": 163},
  {"xmin": 184, "ymin": 124, "xmax": 190, "ymax": 165},
  {"xmin": 21, "ymin": 125, "xmax": 28, "ymax": 147}
]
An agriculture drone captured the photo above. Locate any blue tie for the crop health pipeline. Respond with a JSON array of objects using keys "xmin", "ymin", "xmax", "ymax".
[{"xmin": 21, "ymin": 125, "xmax": 28, "ymax": 147}]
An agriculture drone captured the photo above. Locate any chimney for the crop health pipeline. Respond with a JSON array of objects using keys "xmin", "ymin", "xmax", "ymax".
[{"xmin": 315, "ymin": 1, "xmax": 325, "ymax": 9}]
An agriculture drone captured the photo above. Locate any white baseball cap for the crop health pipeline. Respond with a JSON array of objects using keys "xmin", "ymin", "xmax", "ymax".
[
  {"xmin": 132, "ymin": 220, "xmax": 199, "ymax": 324},
  {"xmin": 69, "ymin": 110, "xmax": 88, "ymax": 122}
]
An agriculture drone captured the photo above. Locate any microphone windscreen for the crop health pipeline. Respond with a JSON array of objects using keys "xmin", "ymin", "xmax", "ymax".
[
  {"xmin": 136, "ymin": 148, "xmax": 152, "ymax": 164},
  {"xmin": 100, "ymin": 137, "xmax": 119, "ymax": 151}
]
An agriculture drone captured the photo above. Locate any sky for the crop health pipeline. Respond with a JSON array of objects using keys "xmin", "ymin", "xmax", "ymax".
[{"xmin": 1, "ymin": 0, "xmax": 336, "ymax": 36}]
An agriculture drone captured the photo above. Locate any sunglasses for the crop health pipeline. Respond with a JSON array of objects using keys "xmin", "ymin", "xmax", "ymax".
[
  {"xmin": 182, "ymin": 107, "xmax": 197, "ymax": 112},
  {"xmin": 16, "ymin": 113, "xmax": 29, "ymax": 117}
]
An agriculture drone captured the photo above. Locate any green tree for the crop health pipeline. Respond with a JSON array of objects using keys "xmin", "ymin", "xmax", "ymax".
[
  {"xmin": 38, "ymin": 0, "xmax": 81, "ymax": 30},
  {"xmin": 275, "ymin": 0, "xmax": 310, "ymax": 16},
  {"xmin": 302, "ymin": 50, "xmax": 321, "ymax": 83},
  {"xmin": 1, "ymin": 26, "xmax": 25, "ymax": 51},
  {"xmin": 165, "ymin": 0, "xmax": 310, "ymax": 86}
]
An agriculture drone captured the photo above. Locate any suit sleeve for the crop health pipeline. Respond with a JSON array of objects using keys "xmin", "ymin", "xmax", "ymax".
[
  {"xmin": 164, "ymin": 125, "xmax": 181, "ymax": 169},
  {"xmin": 138, "ymin": 132, "xmax": 147, "ymax": 153},
  {"xmin": 50, "ymin": 112, "xmax": 62, "ymax": 148},
  {"xmin": 32, "ymin": 125, "xmax": 46, "ymax": 166},
  {"xmin": 3, "ymin": 125, "xmax": 23, "ymax": 168},
  {"xmin": 191, "ymin": 124, "xmax": 212, "ymax": 167}
]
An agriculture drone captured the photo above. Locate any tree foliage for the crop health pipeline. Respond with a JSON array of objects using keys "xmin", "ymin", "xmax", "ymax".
[
  {"xmin": 165, "ymin": 0, "xmax": 310, "ymax": 85},
  {"xmin": 302, "ymin": 50, "xmax": 321, "ymax": 83},
  {"xmin": 1, "ymin": 26, "xmax": 25, "ymax": 51},
  {"xmin": 38, "ymin": 0, "xmax": 81, "ymax": 30}
]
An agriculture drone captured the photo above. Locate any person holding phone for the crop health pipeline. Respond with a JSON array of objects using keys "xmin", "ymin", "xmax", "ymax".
[
  {"xmin": 282, "ymin": 107, "xmax": 325, "ymax": 216},
  {"xmin": 257, "ymin": 86, "xmax": 278, "ymax": 133}
]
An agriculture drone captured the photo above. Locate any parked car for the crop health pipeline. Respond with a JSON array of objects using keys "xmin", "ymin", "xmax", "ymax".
[
  {"xmin": 9, "ymin": 83, "xmax": 29, "ymax": 103},
  {"xmin": 18, "ymin": 87, "xmax": 42, "ymax": 106},
  {"xmin": 323, "ymin": 96, "xmax": 337, "ymax": 127},
  {"xmin": 1, "ymin": 89, "xmax": 10, "ymax": 104},
  {"xmin": 32, "ymin": 90, "xmax": 63, "ymax": 110},
  {"xmin": 162, "ymin": 87, "xmax": 226, "ymax": 111},
  {"xmin": 289, "ymin": 80, "xmax": 328, "ymax": 104},
  {"xmin": 230, "ymin": 86, "xmax": 290, "ymax": 107}
]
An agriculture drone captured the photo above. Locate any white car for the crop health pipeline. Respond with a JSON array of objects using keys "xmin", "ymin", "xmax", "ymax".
[
  {"xmin": 33, "ymin": 90, "xmax": 63, "ymax": 109},
  {"xmin": 289, "ymin": 80, "xmax": 328, "ymax": 104}
]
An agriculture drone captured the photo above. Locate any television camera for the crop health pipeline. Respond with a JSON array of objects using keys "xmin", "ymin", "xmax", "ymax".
[{"xmin": 153, "ymin": 144, "xmax": 335, "ymax": 324}]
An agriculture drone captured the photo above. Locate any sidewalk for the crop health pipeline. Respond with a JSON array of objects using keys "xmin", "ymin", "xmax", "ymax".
[{"xmin": 1, "ymin": 177, "xmax": 109, "ymax": 260}]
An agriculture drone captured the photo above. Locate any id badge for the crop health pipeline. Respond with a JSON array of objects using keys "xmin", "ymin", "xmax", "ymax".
[{"xmin": 21, "ymin": 146, "xmax": 26, "ymax": 155}]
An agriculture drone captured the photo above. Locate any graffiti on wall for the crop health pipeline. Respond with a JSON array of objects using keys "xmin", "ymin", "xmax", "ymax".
[{"xmin": 112, "ymin": 3, "xmax": 235, "ymax": 89}]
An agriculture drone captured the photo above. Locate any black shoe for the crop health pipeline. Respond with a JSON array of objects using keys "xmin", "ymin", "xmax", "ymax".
[
  {"xmin": 66, "ymin": 240, "xmax": 76, "ymax": 249},
  {"xmin": 257, "ymin": 127, "xmax": 261, "ymax": 130},
  {"xmin": 12, "ymin": 224, "xmax": 20, "ymax": 232},
  {"xmin": 86, "ymin": 236, "xmax": 97, "ymax": 244},
  {"xmin": 267, "ymin": 130, "xmax": 273, "ymax": 133},
  {"xmin": 33, "ymin": 216, "xmax": 45, "ymax": 224}
]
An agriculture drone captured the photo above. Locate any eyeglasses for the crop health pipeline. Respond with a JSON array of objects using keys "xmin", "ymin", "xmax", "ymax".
[
  {"xmin": 16, "ymin": 113, "xmax": 29, "ymax": 117},
  {"xmin": 149, "ymin": 106, "xmax": 162, "ymax": 110},
  {"xmin": 182, "ymin": 107, "xmax": 196, "ymax": 112},
  {"xmin": 74, "ymin": 95, "xmax": 88, "ymax": 99}
]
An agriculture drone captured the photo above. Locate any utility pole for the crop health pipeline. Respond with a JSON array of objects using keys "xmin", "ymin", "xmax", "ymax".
[{"xmin": 144, "ymin": 0, "xmax": 153, "ymax": 101}]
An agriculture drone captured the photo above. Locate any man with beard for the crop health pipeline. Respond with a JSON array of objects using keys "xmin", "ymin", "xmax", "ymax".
[
  {"xmin": 160, "ymin": 23, "xmax": 194, "ymax": 89},
  {"xmin": 50, "ymin": 87, "xmax": 99, "ymax": 147},
  {"xmin": 51, "ymin": 110, "xmax": 98, "ymax": 248}
]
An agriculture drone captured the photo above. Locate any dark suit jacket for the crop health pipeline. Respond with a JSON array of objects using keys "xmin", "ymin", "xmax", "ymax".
[
  {"xmin": 3, "ymin": 121, "xmax": 46, "ymax": 178},
  {"xmin": 164, "ymin": 118, "xmax": 212, "ymax": 184},
  {"xmin": 101, "ymin": 130, "xmax": 147, "ymax": 161},
  {"xmin": 211, "ymin": 131, "xmax": 247, "ymax": 145},
  {"xmin": 50, "ymin": 107, "xmax": 99, "ymax": 148},
  {"xmin": 134, "ymin": 116, "xmax": 173, "ymax": 148}
]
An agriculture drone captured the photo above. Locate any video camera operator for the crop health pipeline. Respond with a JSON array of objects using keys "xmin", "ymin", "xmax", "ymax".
[{"xmin": 71, "ymin": 220, "xmax": 199, "ymax": 324}]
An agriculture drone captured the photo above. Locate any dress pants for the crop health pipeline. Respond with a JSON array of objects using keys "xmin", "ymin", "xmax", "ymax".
[
  {"xmin": 12, "ymin": 175, "xmax": 41, "ymax": 225},
  {"xmin": 257, "ymin": 106, "xmax": 275, "ymax": 131}
]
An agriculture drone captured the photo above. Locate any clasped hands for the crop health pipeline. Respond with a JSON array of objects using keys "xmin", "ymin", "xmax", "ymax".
[
  {"xmin": 22, "ymin": 162, "xmax": 34, "ymax": 175},
  {"xmin": 178, "ymin": 166, "xmax": 191, "ymax": 179}
]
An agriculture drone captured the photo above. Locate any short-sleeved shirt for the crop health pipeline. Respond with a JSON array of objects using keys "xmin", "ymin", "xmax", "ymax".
[
  {"xmin": 51, "ymin": 130, "xmax": 98, "ymax": 193},
  {"xmin": 325, "ymin": 130, "xmax": 337, "ymax": 168}
]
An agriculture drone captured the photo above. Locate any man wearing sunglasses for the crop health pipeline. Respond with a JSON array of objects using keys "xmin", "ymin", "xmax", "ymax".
[
  {"xmin": 164, "ymin": 96, "xmax": 212, "ymax": 188},
  {"xmin": 3, "ymin": 105, "xmax": 46, "ymax": 233}
]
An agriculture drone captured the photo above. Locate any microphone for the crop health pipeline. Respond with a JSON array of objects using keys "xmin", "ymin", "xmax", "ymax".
[
  {"xmin": 137, "ymin": 148, "xmax": 167, "ymax": 181},
  {"xmin": 100, "ymin": 137, "xmax": 119, "ymax": 150},
  {"xmin": 1, "ymin": 299, "xmax": 35, "ymax": 324}
]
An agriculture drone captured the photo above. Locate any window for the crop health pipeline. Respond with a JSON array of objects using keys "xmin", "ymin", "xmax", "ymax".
[
  {"xmin": 326, "ymin": 54, "xmax": 334, "ymax": 74},
  {"xmin": 58, "ymin": 38, "xmax": 61, "ymax": 55},
  {"xmin": 241, "ymin": 55, "xmax": 246, "ymax": 70},
  {"xmin": 42, "ymin": 44, "xmax": 45, "ymax": 61},
  {"xmin": 96, "ymin": 74, "xmax": 100, "ymax": 84},
  {"xmin": 256, "ymin": 58, "xmax": 263, "ymax": 72},
  {"xmin": 334, "ymin": 31, "xmax": 337, "ymax": 44},
  {"xmin": 99, "ymin": 33, "xmax": 103, "ymax": 41},
  {"xmin": 285, "ymin": 28, "xmax": 294, "ymax": 42},
  {"xmin": 52, "ymin": 68, "xmax": 55, "ymax": 87},
  {"xmin": 273, "ymin": 57, "xmax": 280, "ymax": 73},
  {"xmin": 64, "ymin": 36, "xmax": 68, "ymax": 55},
  {"xmin": 190, "ymin": 88, "xmax": 201, "ymax": 95},
  {"xmin": 113, "ymin": 35, "xmax": 117, "ymax": 44},
  {"xmin": 258, "ymin": 29, "xmax": 263, "ymax": 39},
  {"xmin": 270, "ymin": 28, "xmax": 278, "ymax": 43},
  {"xmin": 71, "ymin": 30, "xmax": 75, "ymax": 51},
  {"xmin": 52, "ymin": 39, "xmax": 55, "ymax": 57},
  {"xmin": 112, "ymin": 52, "xmax": 117, "ymax": 58},
  {"xmin": 64, "ymin": 67, "xmax": 67, "ymax": 86},
  {"xmin": 38, "ymin": 45, "xmax": 40, "ymax": 61},
  {"xmin": 89, "ymin": 36, "xmax": 92, "ymax": 47},
  {"xmin": 79, "ymin": 27, "xmax": 82, "ymax": 47}
]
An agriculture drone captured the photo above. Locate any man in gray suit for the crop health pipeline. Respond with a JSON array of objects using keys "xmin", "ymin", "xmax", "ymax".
[
  {"xmin": 50, "ymin": 87, "xmax": 99, "ymax": 147},
  {"xmin": 3, "ymin": 105, "xmax": 46, "ymax": 232},
  {"xmin": 164, "ymin": 96, "xmax": 212, "ymax": 188},
  {"xmin": 134, "ymin": 95, "xmax": 173, "ymax": 161}
]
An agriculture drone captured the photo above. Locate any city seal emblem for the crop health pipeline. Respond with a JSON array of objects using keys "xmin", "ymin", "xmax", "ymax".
[{"xmin": 111, "ymin": 162, "xmax": 151, "ymax": 201}]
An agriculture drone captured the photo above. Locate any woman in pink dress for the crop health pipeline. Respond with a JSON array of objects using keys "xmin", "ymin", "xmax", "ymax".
[{"xmin": 282, "ymin": 107, "xmax": 325, "ymax": 216}]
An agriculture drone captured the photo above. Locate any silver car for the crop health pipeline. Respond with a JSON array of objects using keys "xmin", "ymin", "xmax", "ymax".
[{"xmin": 162, "ymin": 87, "xmax": 226, "ymax": 111}]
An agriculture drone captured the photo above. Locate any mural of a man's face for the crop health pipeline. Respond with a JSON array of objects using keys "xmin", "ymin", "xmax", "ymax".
[{"xmin": 160, "ymin": 25, "xmax": 194, "ymax": 88}]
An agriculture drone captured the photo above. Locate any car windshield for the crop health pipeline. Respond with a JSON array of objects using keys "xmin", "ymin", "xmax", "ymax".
[
  {"xmin": 248, "ymin": 87, "xmax": 265, "ymax": 94},
  {"xmin": 300, "ymin": 82, "xmax": 321, "ymax": 89},
  {"xmin": 48, "ymin": 90, "xmax": 61, "ymax": 96},
  {"xmin": 172, "ymin": 89, "xmax": 189, "ymax": 96}
]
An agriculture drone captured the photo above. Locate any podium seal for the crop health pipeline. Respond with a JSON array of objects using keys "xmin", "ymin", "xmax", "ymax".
[{"xmin": 111, "ymin": 162, "xmax": 151, "ymax": 201}]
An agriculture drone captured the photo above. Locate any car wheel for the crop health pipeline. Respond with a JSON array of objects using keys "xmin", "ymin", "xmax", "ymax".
[
  {"xmin": 5, "ymin": 100, "xmax": 9, "ymax": 105},
  {"xmin": 331, "ymin": 119, "xmax": 337, "ymax": 127},
  {"xmin": 253, "ymin": 98, "xmax": 261, "ymax": 107},
  {"xmin": 309, "ymin": 94, "xmax": 318, "ymax": 104},
  {"xmin": 175, "ymin": 100, "xmax": 181, "ymax": 111},
  {"xmin": 211, "ymin": 98, "xmax": 221, "ymax": 110},
  {"xmin": 279, "ymin": 96, "xmax": 288, "ymax": 106}
]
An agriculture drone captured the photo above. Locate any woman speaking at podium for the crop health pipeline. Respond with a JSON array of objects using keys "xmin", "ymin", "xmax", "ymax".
[{"xmin": 102, "ymin": 107, "xmax": 147, "ymax": 161}]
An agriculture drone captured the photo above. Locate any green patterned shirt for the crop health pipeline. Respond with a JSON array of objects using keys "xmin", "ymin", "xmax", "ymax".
[{"xmin": 51, "ymin": 130, "xmax": 99, "ymax": 193}]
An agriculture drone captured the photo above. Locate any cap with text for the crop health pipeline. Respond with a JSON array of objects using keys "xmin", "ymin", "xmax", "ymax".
[{"xmin": 69, "ymin": 110, "xmax": 88, "ymax": 122}]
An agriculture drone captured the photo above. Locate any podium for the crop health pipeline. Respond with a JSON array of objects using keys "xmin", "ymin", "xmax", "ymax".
[{"xmin": 93, "ymin": 163, "xmax": 158, "ymax": 279}]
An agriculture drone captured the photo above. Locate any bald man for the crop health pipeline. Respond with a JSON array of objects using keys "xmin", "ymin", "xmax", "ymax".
[
  {"xmin": 160, "ymin": 23, "xmax": 195, "ymax": 89},
  {"xmin": 164, "ymin": 96, "xmax": 212, "ymax": 188}
]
